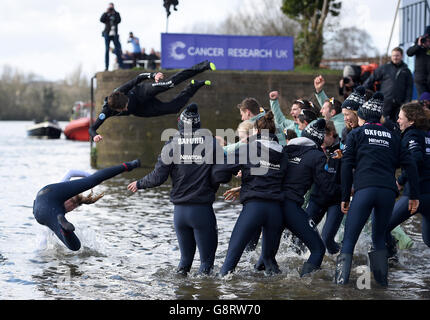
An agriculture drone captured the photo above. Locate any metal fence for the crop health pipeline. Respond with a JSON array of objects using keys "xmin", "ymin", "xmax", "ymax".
[{"xmin": 400, "ymin": 0, "xmax": 430, "ymax": 47}]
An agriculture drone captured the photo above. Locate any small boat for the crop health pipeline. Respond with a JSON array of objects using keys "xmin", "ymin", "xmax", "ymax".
[
  {"xmin": 27, "ymin": 121, "xmax": 62, "ymax": 139},
  {"xmin": 64, "ymin": 117, "xmax": 91, "ymax": 141},
  {"xmin": 63, "ymin": 101, "xmax": 93, "ymax": 142}
]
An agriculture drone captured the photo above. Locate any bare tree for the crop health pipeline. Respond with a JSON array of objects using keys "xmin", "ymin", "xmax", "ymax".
[
  {"xmin": 323, "ymin": 26, "xmax": 379, "ymax": 59},
  {"xmin": 190, "ymin": 0, "xmax": 299, "ymax": 37}
]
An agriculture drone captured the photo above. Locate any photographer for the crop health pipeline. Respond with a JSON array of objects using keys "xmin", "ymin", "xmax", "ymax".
[
  {"xmin": 100, "ymin": 3, "xmax": 123, "ymax": 71},
  {"xmin": 407, "ymin": 26, "xmax": 430, "ymax": 97},
  {"xmin": 127, "ymin": 32, "xmax": 142, "ymax": 63}
]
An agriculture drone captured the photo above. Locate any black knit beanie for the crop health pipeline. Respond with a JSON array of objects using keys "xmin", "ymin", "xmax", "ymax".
[
  {"xmin": 341, "ymin": 86, "xmax": 366, "ymax": 111},
  {"xmin": 302, "ymin": 118, "xmax": 326, "ymax": 146},
  {"xmin": 357, "ymin": 92, "xmax": 384, "ymax": 123},
  {"xmin": 178, "ymin": 103, "xmax": 201, "ymax": 131}
]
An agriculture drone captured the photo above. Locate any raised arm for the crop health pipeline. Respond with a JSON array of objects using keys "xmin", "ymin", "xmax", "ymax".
[
  {"xmin": 269, "ymin": 92, "xmax": 296, "ymax": 132},
  {"xmin": 128, "ymin": 143, "xmax": 173, "ymax": 192},
  {"xmin": 313, "ymin": 75, "xmax": 329, "ymax": 107}
]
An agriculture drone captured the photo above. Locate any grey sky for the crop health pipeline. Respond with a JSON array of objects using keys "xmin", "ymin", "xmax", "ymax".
[{"xmin": 0, "ymin": 0, "xmax": 400, "ymax": 81}]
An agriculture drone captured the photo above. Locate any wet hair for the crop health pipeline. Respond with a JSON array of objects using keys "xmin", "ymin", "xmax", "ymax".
[
  {"xmin": 237, "ymin": 97, "xmax": 262, "ymax": 115},
  {"xmin": 298, "ymin": 109, "xmax": 318, "ymax": 125},
  {"xmin": 108, "ymin": 91, "xmax": 129, "ymax": 111},
  {"xmin": 324, "ymin": 97, "xmax": 342, "ymax": 115},
  {"xmin": 255, "ymin": 111, "xmax": 276, "ymax": 135},
  {"xmin": 73, "ymin": 190, "xmax": 105, "ymax": 206},
  {"xmin": 401, "ymin": 102, "xmax": 430, "ymax": 131},
  {"xmin": 236, "ymin": 120, "xmax": 254, "ymax": 136},
  {"xmin": 325, "ymin": 120, "xmax": 339, "ymax": 138},
  {"xmin": 285, "ymin": 129, "xmax": 297, "ymax": 141}
]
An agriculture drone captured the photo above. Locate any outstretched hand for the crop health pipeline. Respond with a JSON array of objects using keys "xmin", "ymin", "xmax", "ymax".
[
  {"xmin": 93, "ymin": 135, "xmax": 103, "ymax": 142},
  {"xmin": 223, "ymin": 187, "xmax": 241, "ymax": 201},
  {"xmin": 127, "ymin": 181, "xmax": 139, "ymax": 193},
  {"xmin": 269, "ymin": 91, "xmax": 279, "ymax": 100}
]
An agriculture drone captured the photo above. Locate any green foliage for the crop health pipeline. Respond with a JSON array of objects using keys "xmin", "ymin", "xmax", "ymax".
[{"xmin": 281, "ymin": 0, "xmax": 342, "ymax": 68}]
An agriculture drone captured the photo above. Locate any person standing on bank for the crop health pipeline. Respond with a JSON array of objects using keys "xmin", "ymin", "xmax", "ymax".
[
  {"xmin": 100, "ymin": 3, "xmax": 124, "ymax": 71},
  {"xmin": 336, "ymin": 92, "xmax": 420, "ymax": 287},
  {"xmin": 89, "ymin": 60, "xmax": 216, "ymax": 143},
  {"xmin": 212, "ymin": 111, "xmax": 287, "ymax": 276},
  {"xmin": 280, "ymin": 118, "xmax": 341, "ymax": 276},
  {"xmin": 127, "ymin": 103, "xmax": 222, "ymax": 275},
  {"xmin": 407, "ymin": 26, "xmax": 430, "ymax": 98},
  {"xmin": 385, "ymin": 102, "xmax": 430, "ymax": 260},
  {"xmin": 363, "ymin": 47, "xmax": 413, "ymax": 121},
  {"xmin": 305, "ymin": 120, "xmax": 344, "ymax": 255}
]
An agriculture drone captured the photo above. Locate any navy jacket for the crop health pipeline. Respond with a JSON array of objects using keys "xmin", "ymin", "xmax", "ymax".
[
  {"xmin": 282, "ymin": 137, "xmax": 340, "ymax": 206},
  {"xmin": 89, "ymin": 72, "xmax": 156, "ymax": 138},
  {"xmin": 309, "ymin": 137, "xmax": 342, "ymax": 207},
  {"xmin": 341, "ymin": 123, "xmax": 420, "ymax": 202},
  {"xmin": 211, "ymin": 133, "xmax": 287, "ymax": 204},
  {"xmin": 136, "ymin": 129, "xmax": 224, "ymax": 204},
  {"xmin": 397, "ymin": 126, "xmax": 430, "ymax": 196}
]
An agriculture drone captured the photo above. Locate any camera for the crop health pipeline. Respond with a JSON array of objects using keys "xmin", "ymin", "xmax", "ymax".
[{"xmin": 343, "ymin": 77, "xmax": 350, "ymax": 85}]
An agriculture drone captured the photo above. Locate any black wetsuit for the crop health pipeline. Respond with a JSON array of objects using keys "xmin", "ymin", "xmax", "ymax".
[
  {"xmin": 89, "ymin": 61, "xmax": 212, "ymax": 139},
  {"xmin": 33, "ymin": 162, "xmax": 137, "ymax": 251}
]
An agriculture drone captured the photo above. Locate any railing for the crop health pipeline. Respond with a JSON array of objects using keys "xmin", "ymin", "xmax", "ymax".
[
  {"xmin": 399, "ymin": 0, "xmax": 430, "ymax": 46},
  {"xmin": 122, "ymin": 59, "xmax": 161, "ymax": 70}
]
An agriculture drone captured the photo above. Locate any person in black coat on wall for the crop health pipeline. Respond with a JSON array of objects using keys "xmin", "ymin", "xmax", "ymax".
[{"xmin": 364, "ymin": 47, "xmax": 413, "ymax": 121}]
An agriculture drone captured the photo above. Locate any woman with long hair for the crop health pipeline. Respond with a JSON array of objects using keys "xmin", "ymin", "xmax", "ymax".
[{"xmin": 33, "ymin": 160, "xmax": 141, "ymax": 251}]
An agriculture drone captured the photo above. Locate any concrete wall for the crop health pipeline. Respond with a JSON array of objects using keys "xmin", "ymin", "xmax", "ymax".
[{"xmin": 93, "ymin": 69, "xmax": 341, "ymax": 168}]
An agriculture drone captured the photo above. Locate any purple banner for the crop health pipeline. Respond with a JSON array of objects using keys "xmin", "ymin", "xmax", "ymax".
[{"xmin": 161, "ymin": 33, "xmax": 294, "ymax": 71}]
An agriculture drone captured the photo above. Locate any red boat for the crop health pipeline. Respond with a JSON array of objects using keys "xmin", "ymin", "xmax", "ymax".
[{"xmin": 64, "ymin": 101, "xmax": 93, "ymax": 141}]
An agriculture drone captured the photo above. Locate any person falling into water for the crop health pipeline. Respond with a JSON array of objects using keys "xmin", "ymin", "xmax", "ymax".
[
  {"xmin": 89, "ymin": 60, "xmax": 216, "ymax": 143},
  {"xmin": 33, "ymin": 160, "xmax": 141, "ymax": 251}
]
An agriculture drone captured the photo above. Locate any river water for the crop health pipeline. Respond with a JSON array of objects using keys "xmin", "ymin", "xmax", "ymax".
[{"xmin": 0, "ymin": 121, "xmax": 429, "ymax": 300}]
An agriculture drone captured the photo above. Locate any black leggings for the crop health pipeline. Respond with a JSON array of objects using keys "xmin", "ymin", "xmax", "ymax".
[
  {"xmin": 33, "ymin": 164, "xmax": 128, "ymax": 251},
  {"xmin": 386, "ymin": 194, "xmax": 430, "ymax": 247},
  {"xmin": 174, "ymin": 204, "xmax": 218, "ymax": 274},
  {"xmin": 341, "ymin": 187, "xmax": 396, "ymax": 254},
  {"xmin": 136, "ymin": 64, "xmax": 208, "ymax": 117},
  {"xmin": 220, "ymin": 201, "xmax": 283, "ymax": 276}
]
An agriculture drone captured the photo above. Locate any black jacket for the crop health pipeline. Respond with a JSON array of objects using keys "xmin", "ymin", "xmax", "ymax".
[
  {"xmin": 407, "ymin": 39, "xmax": 430, "ymax": 83},
  {"xmin": 397, "ymin": 126, "xmax": 430, "ymax": 196},
  {"xmin": 282, "ymin": 137, "xmax": 340, "ymax": 206},
  {"xmin": 341, "ymin": 123, "xmax": 420, "ymax": 202},
  {"xmin": 309, "ymin": 137, "xmax": 342, "ymax": 207},
  {"xmin": 137, "ymin": 129, "xmax": 224, "ymax": 204},
  {"xmin": 100, "ymin": 10, "xmax": 121, "ymax": 36},
  {"xmin": 211, "ymin": 133, "xmax": 287, "ymax": 204},
  {"xmin": 89, "ymin": 73, "xmax": 156, "ymax": 138},
  {"xmin": 363, "ymin": 61, "xmax": 413, "ymax": 108}
]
